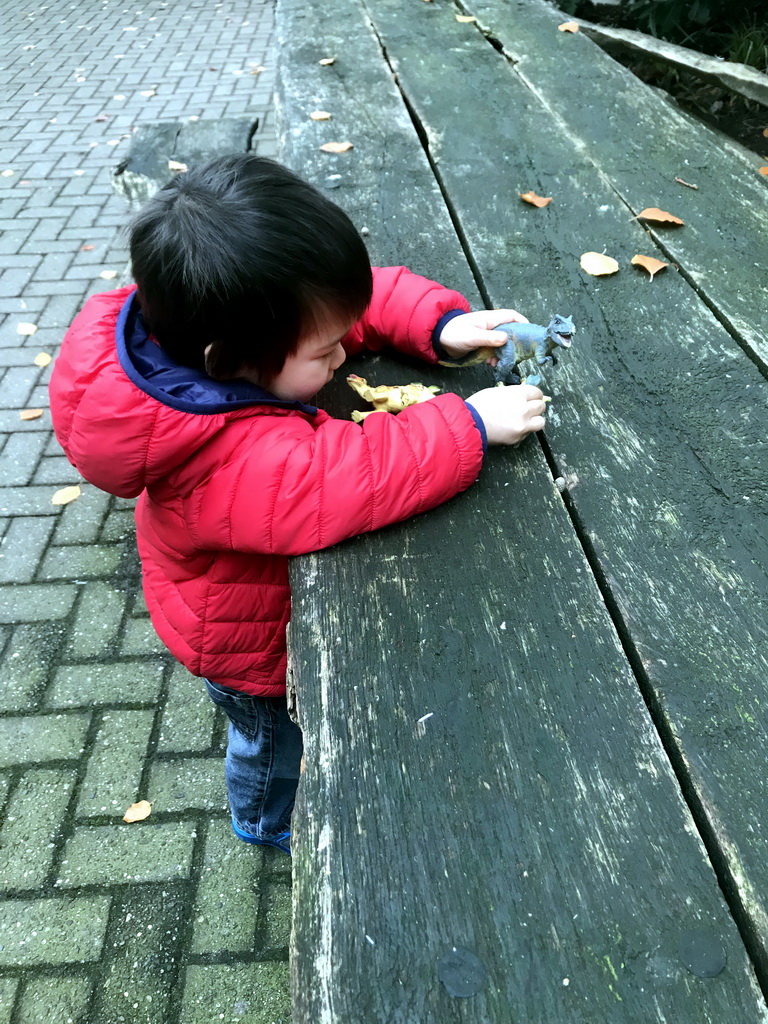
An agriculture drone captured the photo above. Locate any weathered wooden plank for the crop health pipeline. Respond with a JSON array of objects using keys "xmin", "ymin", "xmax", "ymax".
[
  {"xmin": 276, "ymin": 0, "xmax": 768, "ymax": 1020},
  {"xmin": 467, "ymin": 0, "xmax": 768, "ymax": 368},
  {"xmin": 113, "ymin": 117, "xmax": 255, "ymax": 203},
  {"xmin": 576, "ymin": 19, "xmax": 768, "ymax": 106},
  {"xmin": 357, "ymin": 0, "xmax": 768, "ymax": 975}
]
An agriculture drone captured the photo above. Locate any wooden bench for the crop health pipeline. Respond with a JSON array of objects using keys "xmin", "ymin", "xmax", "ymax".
[{"xmin": 276, "ymin": 0, "xmax": 768, "ymax": 1019}]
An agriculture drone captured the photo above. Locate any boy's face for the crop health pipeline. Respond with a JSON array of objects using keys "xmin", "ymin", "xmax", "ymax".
[{"xmin": 264, "ymin": 314, "xmax": 352, "ymax": 404}]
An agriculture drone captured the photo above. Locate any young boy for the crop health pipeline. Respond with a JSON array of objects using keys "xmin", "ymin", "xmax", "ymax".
[{"xmin": 50, "ymin": 155, "xmax": 546, "ymax": 855}]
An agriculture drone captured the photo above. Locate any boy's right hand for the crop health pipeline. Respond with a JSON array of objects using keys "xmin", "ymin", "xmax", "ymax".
[{"xmin": 466, "ymin": 384, "xmax": 548, "ymax": 446}]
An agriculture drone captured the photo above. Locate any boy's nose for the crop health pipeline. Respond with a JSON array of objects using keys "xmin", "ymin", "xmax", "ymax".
[{"xmin": 331, "ymin": 343, "xmax": 346, "ymax": 370}]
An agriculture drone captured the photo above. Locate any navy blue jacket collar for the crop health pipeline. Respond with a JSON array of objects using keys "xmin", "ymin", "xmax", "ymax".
[{"xmin": 115, "ymin": 291, "xmax": 318, "ymax": 416}]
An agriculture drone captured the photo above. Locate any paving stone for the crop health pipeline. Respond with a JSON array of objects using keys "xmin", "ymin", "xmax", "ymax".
[
  {"xmin": 0, "ymin": 365, "xmax": 39, "ymax": 407},
  {"xmin": 120, "ymin": 617, "xmax": 167, "ymax": 656},
  {"xmin": 55, "ymin": 821, "xmax": 196, "ymax": 886},
  {"xmin": 0, "ymin": 767, "xmax": 77, "ymax": 890},
  {"xmin": 0, "ymin": 621, "xmax": 65, "ymax": 712},
  {"xmin": 261, "ymin": 877, "xmax": 292, "ymax": 951},
  {"xmin": 0, "ymin": 896, "xmax": 110, "ymax": 966},
  {"xmin": 31, "ymin": 454, "xmax": 78, "ymax": 484},
  {"xmin": 0, "ymin": 713, "xmax": 89, "ymax": 767},
  {"xmin": 131, "ymin": 588, "xmax": 148, "ymax": 616},
  {"xmin": 38, "ymin": 543, "xmax": 121, "ymax": 580},
  {"xmin": 47, "ymin": 660, "xmax": 165, "ymax": 707},
  {"xmin": 0, "ymin": 515, "xmax": 55, "ymax": 582},
  {"xmin": 53, "ymin": 484, "xmax": 111, "ymax": 544},
  {"xmin": 99, "ymin": 505, "xmax": 134, "ymax": 544},
  {"xmin": 91, "ymin": 887, "xmax": 186, "ymax": 1024},
  {"xmin": 191, "ymin": 818, "xmax": 262, "ymax": 954},
  {"xmin": 147, "ymin": 757, "xmax": 227, "ymax": 813},
  {"xmin": 157, "ymin": 663, "xmax": 216, "ymax": 754},
  {"xmin": 16, "ymin": 973, "xmax": 93, "ymax": 1024},
  {"xmin": 77, "ymin": 708, "xmax": 154, "ymax": 819},
  {"xmin": 0, "ymin": 432, "xmax": 47, "ymax": 485},
  {"xmin": 0, "ymin": 582, "xmax": 77, "ymax": 622},
  {"xmin": 0, "ymin": 486, "xmax": 70, "ymax": 516},
  {"xmin": 179, "ymin": 963, "xmax": 291, "ymax": 1024},
  {"xmin": 0, "ymin": 978, "xmax": 17, "ymax": 1024},
  {"xmin": 65, "ymin": 580, "xmax": 127, "ymax": 658},
  {"xmin": 0, "ymin": 773, "xmax": 11, "ymax": 808}
]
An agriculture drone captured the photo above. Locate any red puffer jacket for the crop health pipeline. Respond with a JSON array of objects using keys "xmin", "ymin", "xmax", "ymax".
[{"xmin": 50, "ymin": 267, "xmax": 484, "ymax": 695}]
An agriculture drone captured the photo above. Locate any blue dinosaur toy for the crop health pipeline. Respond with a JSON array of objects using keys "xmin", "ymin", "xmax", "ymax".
[
  {"xmin": 492, "ymin": 314, "xmax": 575, "ymax": 384},
  {"xmin": 437, "ymin": 314, "xmax": 575, "ymax": 385}
]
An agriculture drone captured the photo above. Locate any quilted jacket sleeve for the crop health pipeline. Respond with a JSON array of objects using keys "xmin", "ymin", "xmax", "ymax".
[
  {"xmin": 184, "ymin": 393, "xmax": 484, "ymax": 556},
  {"xmin": 342, "ymin": 266, "xmax": 470, "ymax": 363}
]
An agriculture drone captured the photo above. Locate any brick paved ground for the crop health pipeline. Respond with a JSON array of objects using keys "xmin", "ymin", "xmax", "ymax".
[{"xmin": 0, "ymin": 2, "xmax": 292, "ymax": 1022}]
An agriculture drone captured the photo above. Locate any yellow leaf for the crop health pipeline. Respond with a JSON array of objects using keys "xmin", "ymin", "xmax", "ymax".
[
  {"xmin": 318, "ymin": 56, "xmax": 336, "ymax": 65},
  {"xmin": 140, "ymin": 89, "xmax": 156, "ymax": 97},
  {"xmin": 759, "ymin": 166, "xmax": 768, "ymax": 175},
  {"xmin": 762, "ymin": 128, "xmax": 768, "ymax": 137},
  {"xmin": 17, "ymin": 322, "xmax": 37, "ymax": 336},
  {"xmin": 456, "ymin": 14, "xmax": 476, "ymax": 22},
  {"xmin": 310, "ymin": 111, "xmax": 332, "ymax": 120},
  {"xmin": 99, "ymin": 270, "xmax": 118, "ymax": 279},
  {"xmin": 580, "ymin": 252, "xmax": 619, "ymax": 276},
  {"xmin": 33, "ymin": 352, "xmax": 52, "ymax": 367},
  {"xmin": 168, "ymin": 160, "xmax": 188, "ymax": 172},
  {"xmin": 51, "ymin": 485, "xmax": 81, "ymax": 506},
  {"xmin": 2, "ymin": 169, "xmax": 14, "ymax": 177},
  {"xmin": 558, "ymin": 21, "xmax": 579, "ymax": 32},
  {"xmin": 636, "ymin": 207, "xmax": 684, "ymax": 225},
  {"xmin": 250, "ymin": 65, "xmax": 266, "ymax": 75},
  {"xmin": 519, "ymin": 190, "xmax": 553, "ymax": 208},
  {"xmin": 631, "ymin": 254, "xmax": 669, "ymax": 280},
  {"xmin": 19, "ymin": 409, "xmax": 43, "ymax": 421},
  {"xmin": 319, "ymin": 141, "xmax": 353, "ymax": 153},
  {"xmin": 123, "ymin": 800, "xmax": 152, "ymax": 822}
]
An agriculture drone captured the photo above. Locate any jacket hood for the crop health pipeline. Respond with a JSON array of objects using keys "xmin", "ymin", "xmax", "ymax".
[{"xmin": 50, "ymin": 287, "xmax": 317, "ymax": 499}]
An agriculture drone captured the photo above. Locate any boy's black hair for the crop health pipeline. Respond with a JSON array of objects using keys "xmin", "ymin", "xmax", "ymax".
[{"xmin": 129, "ymin": 154, "xmax": 372, "ymax": 381}]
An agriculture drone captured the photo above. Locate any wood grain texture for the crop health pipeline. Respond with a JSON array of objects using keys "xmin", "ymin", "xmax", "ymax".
[
  {"xmin": 358, "ymin": 0, "xmax": 768, "ymax": 973},
  {"xmin": 468, "ymin": 0, "xmax": 768, "ymax": 368},
  {"xmin": 276, "ymin": 0, "xmax": 768, "ymax": 1019}
]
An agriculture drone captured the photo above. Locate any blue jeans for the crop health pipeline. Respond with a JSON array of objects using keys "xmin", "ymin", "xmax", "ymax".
[{"xmin": 204, "ymin": 679, "xmax": 303, "ymax": 840}]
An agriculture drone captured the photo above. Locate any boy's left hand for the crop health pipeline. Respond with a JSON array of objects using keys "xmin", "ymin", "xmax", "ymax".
[{"xmin": 439, "ymin": 309, "xmax": 529, "ymax": 363}]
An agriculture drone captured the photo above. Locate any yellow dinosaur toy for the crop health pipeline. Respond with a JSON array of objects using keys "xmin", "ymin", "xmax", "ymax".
[{"xmin": 346, "ymin": 374, "xmax": 441, "ymax": 422}]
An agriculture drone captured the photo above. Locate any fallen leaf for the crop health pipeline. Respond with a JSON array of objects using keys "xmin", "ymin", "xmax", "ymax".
[
  {"xmin": 519, "ymin": 190, "xmax": 553, "ymax": 208},
  {"xmin": 760, "ymin": 166, "xmax": 768, "ymax": 175},
  {"xmin": 140, "ymin": 89, "xmax": 156, "ymax": 97},
  {"xmin": 81, "ymin": 244, "xmax": 95, "ymax": 251},
  {"xmin": 1, "ymin": 169, "xmax": 14, "ymax": 177},
  {"xmin": 558, "ymin": 21, "xmax": 579, "ymax": 32},
  {"xmin": 19, "ymin": 408, "xmax": 43, "ymax": 421},
  {"xmin": 320, "ymin": 141, "xmax": 353, "ymax": 153},
  {"xmin": 51, "ymin": 485, "xmax": 81, "ymax": 506},
  {"xmin": 99, "ymin": 270, "xmax": 118, "ymax": 279},
  {"xmin": 631, "ymin": 254, "xmax": 669, "ymax": 279},
  {"xmin": 456, "ymin": 14, "xmax": 476, "ymax": 22},
  {"xmin": 168, "ymin": 160, "xmax": 188, "ymax": 172},
  {"xmin": 123, "ymin": 800, "xmax": 152, "ymax": 823},
  {"xmin": 310, "ymin": 110, "xmax": 332, "ymax": 120},
  {"xmin": 636, "ymin": 207, "xmax": 684, "ymax": 225},
  {"xmin": 17, "ymin": 322, "xmax": 37, "ymax": 336},
  {"xmin": 94, "ymin": 114, "xmax": 110, "ymax": 122},
  {"xmin": 33, "ymin": 352, "xmax": 52, "ymax": 366},
  {"xmin": 319, "ymin": 57, "xmax": 336, "ymax": 66},
  {"xmin": 580, "ymin": 251, "xmax": 620, "ymax": 276},
  {"xmin": 762, "ymin": 128, "xmax": 768, "ymax": 137},
  {"xmin": 250, "ymin": 65, "xmax": 266, "ymax": 75}
]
